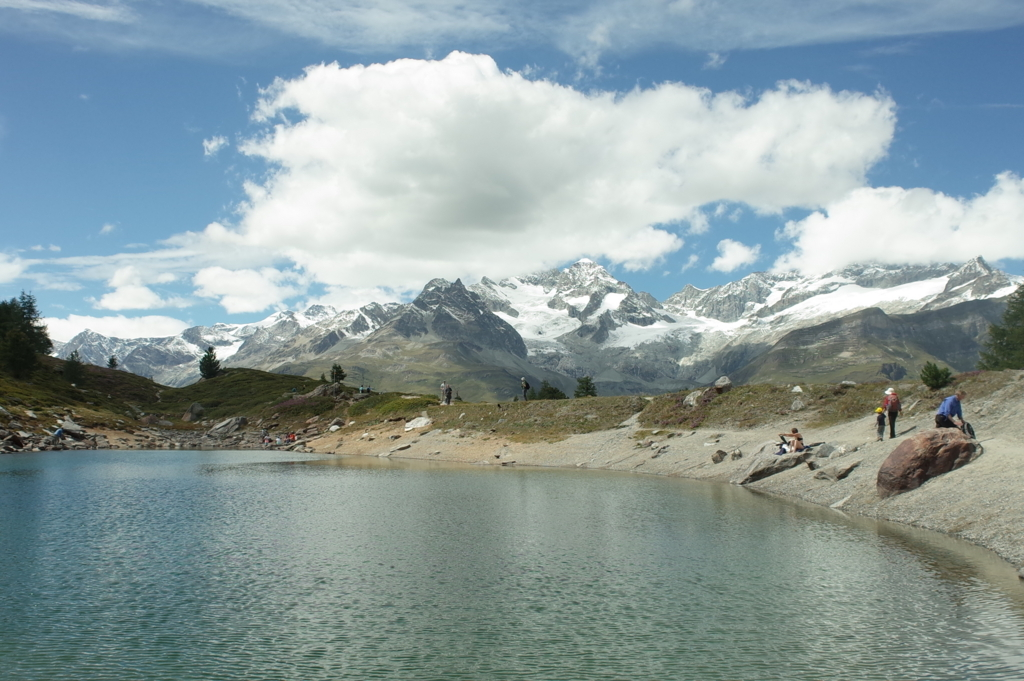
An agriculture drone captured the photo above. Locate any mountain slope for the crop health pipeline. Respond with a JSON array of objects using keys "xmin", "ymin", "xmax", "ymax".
[{"xmin": 54, "ymin": 257, "xmax": 1021, "ymax": 396}]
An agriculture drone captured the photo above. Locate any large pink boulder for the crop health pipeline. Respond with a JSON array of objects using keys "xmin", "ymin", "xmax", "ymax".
[{"xmin": 876, "ymin": 429, "xmax": 981, "ymax": 498}]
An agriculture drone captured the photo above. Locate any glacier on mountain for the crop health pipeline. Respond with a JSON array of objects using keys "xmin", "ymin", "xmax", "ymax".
[{"xmin": 54, "ymin": 256, "xmax": 1020, "ymax": 392}]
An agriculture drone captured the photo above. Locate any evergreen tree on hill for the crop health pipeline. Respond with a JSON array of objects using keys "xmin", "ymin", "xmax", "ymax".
[
  {"xmin": 977, "ymin": 283, "xmax": 1024, "ymax": 371},
  {"xmin": 0, "ymin": 291, "xmax": 53, "ymax": 379},
  {"xmin": 199, "ymin": 346, "xmax": 221, "ymax": 379},
  {"xmin": 330, "ymin": 363, "xmax": 347, "ymax": 383},
  {"xmin": 574, "ymin": 376, "xmax": 598, "ymax": 398},
  {"xmin": 64, "ymin": 350, "xmax": 85, "ymax": 384},
  {"xmin": 537, "ymin": 380, "xmax": 567, "ymax": 400},
  {"xmin": 0, "ymin": 329, "xmax": 39, "ymax": 379}
]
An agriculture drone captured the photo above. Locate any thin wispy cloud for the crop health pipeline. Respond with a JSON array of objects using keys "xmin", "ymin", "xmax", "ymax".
[
  {"xmin": 203, "ymin": 135, "xmax": 228, "ymax": 156},
  {"xmin": 703, "ymin": 52, "xmax": 726, "ymax": 69},
  {"xmin": 2, "ymin": 0, "xmax": 1023, "ymax": 62},
  {"xmin": 0, "ymin": 0, "xmax": 131, "ymax": 22}
]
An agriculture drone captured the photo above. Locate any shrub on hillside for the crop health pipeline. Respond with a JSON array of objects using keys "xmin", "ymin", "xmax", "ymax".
[
  {"xmin": 537, "ymin": 380, "xmax": 567, "ymax": 400},
  {"xmin": 920, "ymin": 362, "xmax": 953, "ymax": 391}
]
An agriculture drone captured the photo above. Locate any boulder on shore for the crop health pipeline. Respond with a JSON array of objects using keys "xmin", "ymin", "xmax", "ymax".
[
  {"xmin": 732, "ymin": 441, "xmax": 812, "ymax": 485},
  {"xmin": 876, "ymin": 429, "xmax": 981, "ymax": 498},
  {"xmin": 207, "ymin": 416, "xmax": 248, "ymax": 438},
  {"xmin": 182, "ymin": 402, "xmax": 205, "ymax": 422}
]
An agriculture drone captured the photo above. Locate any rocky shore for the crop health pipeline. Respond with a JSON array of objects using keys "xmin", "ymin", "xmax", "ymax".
[
  {"xmin": 4, "ymin": 375, "xmax": 1023, "ymax": 579},
  {"xmin": 294, "ymin": 373, "xmax": 1024, "ymax": 577}
]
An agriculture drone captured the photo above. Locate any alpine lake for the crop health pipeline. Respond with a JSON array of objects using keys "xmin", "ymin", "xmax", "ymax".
[{"xmin": 2, "ymin": 449, "xmax": 1023, "ymax": 681}]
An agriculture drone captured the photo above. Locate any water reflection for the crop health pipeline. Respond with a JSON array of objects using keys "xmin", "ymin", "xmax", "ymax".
[{"xmin": 1, "ymin": 450, "xmax": 1022, "ymax": 680}]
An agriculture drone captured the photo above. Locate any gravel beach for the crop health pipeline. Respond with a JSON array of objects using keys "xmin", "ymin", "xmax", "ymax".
[{"xmin": 305, "ymin": 372, "xmax": 1024, "ymax": 574}]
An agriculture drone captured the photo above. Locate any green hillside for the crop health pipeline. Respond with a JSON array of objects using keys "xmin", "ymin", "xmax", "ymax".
[{"xmin": 137, "ymin": 368, "xmax": 327, "ymax": 421}]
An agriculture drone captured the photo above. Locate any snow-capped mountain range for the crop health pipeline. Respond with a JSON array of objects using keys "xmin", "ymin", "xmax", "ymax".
[{"xmin": 55, "ymin": 256, "xmax": 1020, "ymax": 399}]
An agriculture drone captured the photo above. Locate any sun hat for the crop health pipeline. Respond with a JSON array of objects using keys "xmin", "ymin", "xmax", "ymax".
[
  {"xmin": 875, "ymin": 407, "xmax": 884, "ymax": 413},
  {"xmin": 884, "ymin": 387, "xmax": 894, "ymax": 395}
]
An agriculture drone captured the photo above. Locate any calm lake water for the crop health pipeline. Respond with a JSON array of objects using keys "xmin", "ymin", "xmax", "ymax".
[{"xmin": 2, "ymin": 449, "xmax": 1023, "ymax": 681}]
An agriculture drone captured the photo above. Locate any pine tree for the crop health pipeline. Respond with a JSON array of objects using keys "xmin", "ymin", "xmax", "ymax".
[
  {"xmin": 537, "ymin": 380, "xmax": 567, "ymax": 400},
  {"xmin": 920, "ymin": 361, "xmax": 953, "ymax": 390},
  {"xmin": 0, "ymin": 329, "xmax": 39, "ymax": 379},
  {"xmin": 977, "ymin": 283, "xmax": 1024, "ymax": 370},
  {"xmin": 107, "ymin": 355, "xmax": 119, "ymax": 369},
  {"xmin": 574, "ymin": 375, "xmax": 598, "ymax": 398},
  {"xmin": 0, "ymin": 291, "xmax": 52, "ymax": 380},
  {"xmin": 64, "ymin": 350, "xmax": 85, "ymax": 384},
  {"xmin": 199, "ymin": 346, "xmax": 221, "ymax": 379},
  {"xmin": 330, "ymin": 363, "xmax": 347, "ymax": 383}
]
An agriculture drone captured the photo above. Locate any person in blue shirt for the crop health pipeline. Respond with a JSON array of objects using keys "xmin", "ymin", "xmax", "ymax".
[{"xmin": 935, "ymin": 390, "xmax": 966, "ymax": 429}]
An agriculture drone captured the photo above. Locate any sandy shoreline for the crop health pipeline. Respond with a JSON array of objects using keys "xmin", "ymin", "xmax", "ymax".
[{"xmin": 300, "ymin": 391, "xmax": 1024, "ymax": 576}]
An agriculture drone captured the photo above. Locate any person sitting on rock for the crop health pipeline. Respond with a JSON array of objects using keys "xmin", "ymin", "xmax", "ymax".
[
  {"xmin": 935, "ymin": 390, "xmax": 966, "ymax": 429},
  {"xmin": 778, "ymin": 427, "xmax": 805, "ymax": 453}
]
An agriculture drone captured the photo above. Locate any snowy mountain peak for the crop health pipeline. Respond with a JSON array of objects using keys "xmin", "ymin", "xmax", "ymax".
[
  {"xmin": 301, "ymin": 304, "xmax": 339, "ymax": 323},
  {"xmin": 54, "ymin": 256, "xmax": 1020, "ymax": 392}
]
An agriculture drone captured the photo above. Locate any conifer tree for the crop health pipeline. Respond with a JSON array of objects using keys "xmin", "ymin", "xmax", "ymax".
[
  {"xmin": 0, "ymin": 329, "xmax": 39, "ymax": 379},
  {"xmin": 64, "ymin": 350, "xmax": 85, "ymax": 384},
  {"xmin": 330, "ymin": 363, "xmax": 347, "ymax": 383},
  {"xmin": 920, "ymin": 361, "xmax": 952, "ymax": 391},
  {"xmin": 199, "ymin": 346, "xmax": 221, "ymax": 379},
  {"xmin": 574, "ymin": 375, "xmax": 598, "ymax": 398},
  {"xmin": 0, "ymin": 291, "xmax": 52, "ymax": 379},
  {"xmin": 107, "ymin": 355, "xmax": 119, "ymax": 369},
  {"xmin": 537, "ymin": 380, "xmax": 567, "ymax": 400},
  {"xmin": 977, "ymin": 284, "xmax": 1024, "ymax": 370}
]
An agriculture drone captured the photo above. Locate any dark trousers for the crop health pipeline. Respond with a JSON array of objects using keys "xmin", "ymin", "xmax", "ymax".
[
  {"xmin": 935, "ymin": 414, "xmax": 957, "ymax": 428},
  {"xmin": 887, "ymin": 411, "xmax": 898, "ymax": 438}
]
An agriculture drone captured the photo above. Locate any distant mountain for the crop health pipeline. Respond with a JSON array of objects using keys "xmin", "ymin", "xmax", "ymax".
[{"xmin": 55, "ymin": 256, "xmax": 1021, "ymax": 400}]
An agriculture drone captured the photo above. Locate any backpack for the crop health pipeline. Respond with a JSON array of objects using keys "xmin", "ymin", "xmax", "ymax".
[{"xmin": 885, "ymin": 394, "xmax": 901, "ymax": 412}]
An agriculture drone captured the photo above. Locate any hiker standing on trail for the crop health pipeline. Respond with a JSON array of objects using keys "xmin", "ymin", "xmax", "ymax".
[
  {"xmin": 521, "ymin": 377, "xmax": 530, "ymax": 401},
  {"xmin": 444, "ymin": 383, "xmax": 453, "ymax": 405},
  {"xmin": 883, "ymin": 388, "xmax": 902, "ymax": 439},
  {"xmin": 935, "ymin": 390, "xmax": 966, "ymax": 429}
]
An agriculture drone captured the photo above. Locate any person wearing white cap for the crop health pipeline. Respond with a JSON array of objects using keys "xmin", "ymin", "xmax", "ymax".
[
  {"xmin": 882, "ymin": 387, "xmax": 902, "ymax": 439},
  {"xmin": 520, "ymin": 377, "xmax": 530, "ymax": 401}
]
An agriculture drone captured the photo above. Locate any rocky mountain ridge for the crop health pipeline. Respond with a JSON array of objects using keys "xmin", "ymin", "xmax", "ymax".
[{"xmin": 55, "ymin": 257, "xmax": 1020, "ymax": 399}]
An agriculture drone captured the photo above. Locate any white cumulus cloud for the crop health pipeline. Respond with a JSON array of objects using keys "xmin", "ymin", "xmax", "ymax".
[
  {"xmin": 0, "ymin": 253, "xmax": 26, "ymax": 283},
  {"xmin": 710, "ymin": 238, "xmax": 760, "ymax": 272},
  {"xmin": 193, "ymin": 266, "xmax": 303, "ymax": 313},
  {"xmin": 199, "ymin": 52, "xmax": 894, "ymax": 294},
  {"xmin": 774, "ymin": 171, "xmax": 1024, "ymax": 275},
  {"xmin": 94, "ymin": 265, "xmax": 189, "ymax": 310}
]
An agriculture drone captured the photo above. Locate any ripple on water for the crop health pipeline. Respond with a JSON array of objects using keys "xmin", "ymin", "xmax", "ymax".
[{"xmin": 1, "ymin": 450, "xmax": 1023, "ymax": 680}]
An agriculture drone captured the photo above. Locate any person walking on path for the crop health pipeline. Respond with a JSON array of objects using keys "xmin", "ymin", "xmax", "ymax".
[
  {"xmin": 883, "ymin": 387, "xmax": 902, "ymax": 439},
  {"xmin": 874, "ymin": 407, "xmax": 886, "ymax": 442},
  {"xmin": 935, "ymin": 390, "xmax": 966, "ymax": 429},
  {"xmin": 521, "ymin": 377, "xmax": 530, "ymax": 401},
  {"xmin": 444, "ymin": 383, "xmax": 453, "ymax": 405}
]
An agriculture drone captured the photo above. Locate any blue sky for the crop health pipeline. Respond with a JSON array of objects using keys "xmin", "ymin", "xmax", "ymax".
[{"xmin": 1, "ymin": 1, "xmax": 1023, "ymax": 342}]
